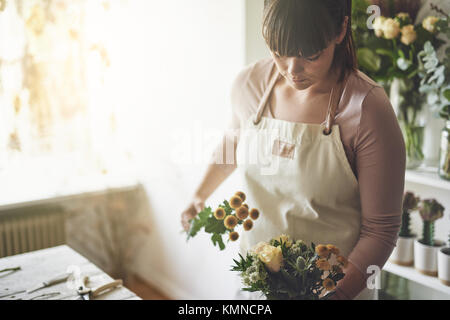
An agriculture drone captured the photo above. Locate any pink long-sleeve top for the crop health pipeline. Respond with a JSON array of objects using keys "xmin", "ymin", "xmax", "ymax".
[{"xmin": 228, "ymin": 58, "xmax": 406, "ymax": 288}]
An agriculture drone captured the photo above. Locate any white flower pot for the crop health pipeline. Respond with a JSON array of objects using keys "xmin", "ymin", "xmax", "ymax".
[
  {"xmin": 414, "ymin": 239, "xmax": 446, "ymax": 276},
  {"xmin": 438, "ymin": 248, "xmax": 450, "ymax": 286},
  {"xmin": 389, "ymin": 236, "xmax": 415, "ymax": 266}
]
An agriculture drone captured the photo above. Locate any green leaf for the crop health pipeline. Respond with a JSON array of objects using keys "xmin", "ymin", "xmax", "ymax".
[
  {"xmin": 357, "ymin": 48, "xmax": 381, "ymax": 73},
  {"xmin": 187, "ymin": 207, "xmax": 213, "ymax": 240},
  {"xmin": 376, "ymin": 48, "xmax": 395, "ymax": 59},
  {"xmin": 444, "ymin": 89, "xmax": 450, "ymax": 102},
  {"xmin": 211, "ymin": 233, "xmax": 225, "ymax": 250},
  {"xmin": 204, "ymin": 216, "xmax": 227, "ymax": 234}
]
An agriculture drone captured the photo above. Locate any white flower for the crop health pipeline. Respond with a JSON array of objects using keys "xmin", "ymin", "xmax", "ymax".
[{"xmin": 373, "ymin": 16, "xmax": 387, "ymax": 38}]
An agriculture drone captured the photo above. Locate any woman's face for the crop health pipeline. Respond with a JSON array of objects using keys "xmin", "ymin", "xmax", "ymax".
[
  {"xmin": 270, "ymin": 42, "xmax": 337, "ymax": 91},
  {"xmin": 270, "ymin": 17, "xmax": 348, "ymax": 91}
]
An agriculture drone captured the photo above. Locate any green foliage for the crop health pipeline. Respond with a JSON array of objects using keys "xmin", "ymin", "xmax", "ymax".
[
  {"xmin": 186, "ymin": 199, "xmax": 245, "ymax": 251},
  {"xmin": 418, "ymin": 39, "xmax": 450, "ymax": 120}
]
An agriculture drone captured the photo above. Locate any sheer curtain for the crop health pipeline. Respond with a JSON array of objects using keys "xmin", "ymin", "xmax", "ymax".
[{"xmin": 0, "ymin": 0, "xmax": 245, "ymax": 207}]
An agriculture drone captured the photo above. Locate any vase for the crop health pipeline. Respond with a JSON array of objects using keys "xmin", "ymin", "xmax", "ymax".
[
  {"xmin": 438, "ymin": 120, "xmax": 450, "ymax": 180},
  {"xmin": 423, "ymin": 109, "xmax": 446, "ymax": 168},
  {"xmin": 389, "ymin": 78, "xmax": 426, "ymax": 169},
  {"xmin": 438, "ymin": 247, "xmax": 450, "ymax": 286},
  {"xmin": 389, "ymin": 236, "xmax": 415, "ymax": 266},
  {"xmin": 414, "ymin": 239, "xmax": 446, "ymax": 277}
]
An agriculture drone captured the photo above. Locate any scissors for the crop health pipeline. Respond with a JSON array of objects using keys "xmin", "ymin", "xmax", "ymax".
[{"xmin": 76, "ymin": 275, "xmax": 123, "ymax": 300}]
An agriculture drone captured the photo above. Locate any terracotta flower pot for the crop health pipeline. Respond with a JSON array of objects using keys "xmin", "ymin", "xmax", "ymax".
[
  {"xmin": 390, "ymin": 236, "xmax": 415, "ymax": 266},
  {"xmin": 414, "ymin": 239, "xmax": 446, "ymax": 276},
  {"xmin": 438, "ymin": 247, "xmax": 450, "ymax": 286}
]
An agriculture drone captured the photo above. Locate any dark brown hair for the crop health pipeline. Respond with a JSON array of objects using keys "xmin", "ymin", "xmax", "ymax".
[{"xmin": 262, "ymin": 0, "xmax": 357, "ymax": 82}]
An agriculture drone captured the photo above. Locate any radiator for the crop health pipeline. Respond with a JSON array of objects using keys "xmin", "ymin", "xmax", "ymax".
[{"xmin": 0, "ymin": 206, "xmax": 67, "ymax": 258}]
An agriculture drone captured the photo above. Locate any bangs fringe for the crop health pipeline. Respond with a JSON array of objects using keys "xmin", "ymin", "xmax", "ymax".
[{"xmin": 262, "ymin": 0, "xmax": 338, "ymax": 58}]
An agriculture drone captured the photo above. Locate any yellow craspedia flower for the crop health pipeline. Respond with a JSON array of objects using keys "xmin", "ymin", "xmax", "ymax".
[
  {"xmin": 315, "ymin": 244, "xmax": 329, "ymax": 258},
  {"xmin": 234, "ymin": 191, "xmax": 246, "ymax": 202},
  {"xmin": 214, "ymin": 207, "xmax": 226, "ymax": 220},
  {"xmin": 229, "ymin": 195, "xmax": 243, "ymax": 209},
  {"xmin": 322, "ymin": 278, "xmax": 335, "ymax": 291},
  {"xmin": 336, "ymin": 255, "xmax": 349, "ymax": 268},
  {"xmin": 243, "ymin": 219, "xmax": 253, "ymax": 231},
  {"xmin": 242, "ymin": 203, "xmax": 249, "ymax": 209},
  {"xmin": 316, "ymin": 258, "xmax": 331, "ymax": 271},
  {"xmin": 224, "ymin": 215, "xmax": 238, "ymax": 230},
  {"xmin": 249, "ymin": 208, "xmax": 260, "ymax": 220},
  {"xmin": 236, "ymin": 206, "xmax": 249, "ymax": 220},
  {"xmin": 326, "ymin": 244, "xmax": 340, "ymax": 256},
  {"xmin": 229, "ymin": 231, "xmax": 239, "ymax": 241},
  {"xmin": 401, "ymin": 25, "xmax": 417, "ymax": 45},
  {"xmin": 422, "ymin": 16, "xmax": 439, "ymax": 33}
]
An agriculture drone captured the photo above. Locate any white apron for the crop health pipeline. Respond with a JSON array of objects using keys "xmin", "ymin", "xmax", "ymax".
[{"xmin": 234, "ymin": 68, "xmax": 377, "ymax": 300}]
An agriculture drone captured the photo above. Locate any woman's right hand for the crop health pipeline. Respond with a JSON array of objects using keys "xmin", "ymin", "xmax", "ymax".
[{"xmin": 181, "ymin": 198, "xmax": 205, "ymax": 232}]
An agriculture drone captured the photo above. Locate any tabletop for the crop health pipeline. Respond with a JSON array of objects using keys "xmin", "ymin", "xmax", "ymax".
[{"xmin": 0, "ymin": 245, "xmax": 141, "ymax": 300}]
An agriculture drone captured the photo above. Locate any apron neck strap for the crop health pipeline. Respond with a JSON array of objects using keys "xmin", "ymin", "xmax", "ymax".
[
  {"xmin": 253, "ymin": 64, "xmax": 281, "ymax": 125},
  {"xmin": 323, "ymin": 78, "xmax": 346, "ymax": 135}
]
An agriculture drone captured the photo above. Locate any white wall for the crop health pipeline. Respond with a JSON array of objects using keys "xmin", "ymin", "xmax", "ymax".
[
  {"xmin": 125, "ymin": 0, "xmax": 247, "ymax": 300},
  {"xmin": 244, "ymin": 0, "xmax": 270, "ymax": 65}
]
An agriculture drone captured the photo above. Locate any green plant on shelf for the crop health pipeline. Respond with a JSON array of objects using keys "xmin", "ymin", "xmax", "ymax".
[
  {"xmin": 418, "ymin": 199, "xmax": 445, "ymax": 246},
  {"xmin": 399, "ymin": 191, "xmax": 420, "ymax": 237}
]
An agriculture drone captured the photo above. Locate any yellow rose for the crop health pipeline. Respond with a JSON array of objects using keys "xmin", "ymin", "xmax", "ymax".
[
  {"xmin": 382, "ymin": 18, "xmax": 400, "ymax": 39},
  {"xmin": 422, "ymin": 16, "xmax": 439, "ymax": 33},
  {"xmin": 258, "ymin": 245, "xmax": 283, "ymax": 273},
  {"xmin": 373, "ymin": 16, "xmax": 386, "ymax": 38},
  {"xmin": 401, "ymin": 25, "xmax": 417, "ymax": 45}
]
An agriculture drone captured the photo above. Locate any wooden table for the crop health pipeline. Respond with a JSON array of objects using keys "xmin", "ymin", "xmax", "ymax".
[{"xmin": 0, "ymin": 245, "xmax": 141, "ymax": 300}]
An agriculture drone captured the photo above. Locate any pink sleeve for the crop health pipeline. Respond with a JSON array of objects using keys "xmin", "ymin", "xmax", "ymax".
[{"xmin": 347, "ymin": 86, "xmax": 406, "ymax": 278}]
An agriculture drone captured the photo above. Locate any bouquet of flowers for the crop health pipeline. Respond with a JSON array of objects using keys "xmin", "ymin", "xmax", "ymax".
[
  {"xmin": 352, "ymin": 0, "xmax": 449, "ymax": 168},
  {"xmin": 231, "ymin": 234, "xmax": 347, "ymax": 300},
  {"xmin": 186, "ymin": 191, "xmax": 260, "ymax": 250}
]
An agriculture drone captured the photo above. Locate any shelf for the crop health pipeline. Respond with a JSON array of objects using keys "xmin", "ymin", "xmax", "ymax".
[
  {"xmin": 383, "ymin": 261, "xmax": 450, "ymax": 296},
  {"xmin": 405, "ymin": 166, "xmax": 450, "ymax": 191}
]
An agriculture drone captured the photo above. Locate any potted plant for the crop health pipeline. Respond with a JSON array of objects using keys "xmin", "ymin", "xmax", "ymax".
[
  {"xmin": 390, "ymin": 191, "xmax": 420, "ymax": 266},
  {"xmin": 353, "ymin": 0, "xmax": 447, "ymax": 168},
  {"xmin": 414, "ymin": 198, "xmax": 446, "ymax": 276},
  {"xmin": 437, "ymin": 215, "xmax": 450, "ymax": 286}
]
